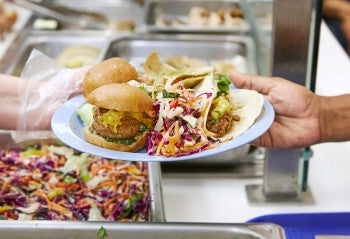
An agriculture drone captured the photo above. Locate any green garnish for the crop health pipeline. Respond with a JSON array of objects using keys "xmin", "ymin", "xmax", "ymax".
[
  {"xmin": 215, "ymin": 74, "xmax": 231, "ymax": 94},
  {"xmin": 118, "ymin": 194, "xmax": 143, "ymax": 220},
  {"xmin": 162, "ymin": 90, "xmax": 180, "ymax": 98},
  {"xmin": 105, "ymin": 137, "xmax": 137, "ymax": 145},
  {"xmin": 139, "ymin": 86, "xmax": 151, "ymax": 95},
  {"xmin": 97, "ymin": 226, "xmax": 108, "ymax": 239},
  {"xmin": 139, "ymin": 123, "xmax": 148, "ymax": 133}
]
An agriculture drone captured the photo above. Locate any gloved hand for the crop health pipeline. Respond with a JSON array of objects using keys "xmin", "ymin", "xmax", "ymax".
[{"xmin": 11, "ymin": 49, "xmax": 90, "ymax": 142}]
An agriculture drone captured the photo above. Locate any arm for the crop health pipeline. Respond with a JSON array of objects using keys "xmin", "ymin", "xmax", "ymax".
[
  {"xmin": 323, "ymin": 0, "xmax": 350, "ymax": 20},
  {"xmin": 319, "ymin": 94, "xmax": 350, "ymax": 143},
  {"xmin": 0, "ymin": 67, "xmax": 86, "ymax": 131},
  {"xmin": 323, "ymin": 0, "xmax": 350, "ymax": 53},
  {"xmin": 0, "ymin": 74, "xmax": 24, "ymax": 130},
  {"xmin": 229, "ymin": 71, "xmax": 350, "ymax": 149}
]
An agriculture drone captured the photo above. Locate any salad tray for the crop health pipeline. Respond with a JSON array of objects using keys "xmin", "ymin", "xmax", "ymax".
[{"xmin": 0, "ymin": 133, "xmax": 165, "ymax": 222}]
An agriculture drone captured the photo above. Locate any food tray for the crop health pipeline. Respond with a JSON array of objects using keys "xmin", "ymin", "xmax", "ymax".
[
  {"xmin": 0, "ymin": 1, "xmax": 32, "ymax": 60},
  {"xmin": 248, "ymin": 212, "xmax": 350, "ymax": 239},
  {"xmin": 27, "ymin": 0, "xmax": 144, "ymax": 31},
  {"xmin": 103, "ymin": 33, "xmax": 257, "ymax": 74},
  {"xmin": 2, "ymin": 32, "xmax": 109, "ymax": 76},
  {"xmin": 0, "ymin": 133, "xmax": 165, "ymax": 222},
  {"xmin": 0, "ymin": 221, "xmax": 285, "ymax": 239},
  {"xmin": 144, "ymin": 0, "xmax": 250, "ymax": 33}
]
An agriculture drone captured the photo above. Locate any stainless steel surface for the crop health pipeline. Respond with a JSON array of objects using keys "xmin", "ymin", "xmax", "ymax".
[
  {"xmin": 103, "ymin": 33, "xmax": 257, "ymax": 74},
  {"xmin": 246, "ymin": 0, "xmax": 322, "ymax": 204},
  {"xmin": 161, "ymin": 146, "xmax": 265, "ymax": 178},
  {"xmin": 242, "ymin": 0, "xmax": 273, "ymax": 76},
  {"xmin": 0, "ymin": 133, "xmax": 165, "ymax": 222},
  {"xmin": 263, "ymin": 149, "xmax": 302, "ymax": 198},
  {"xmin": 0, "ymin": 221, "xmax": 286, "ymax": 239},
  {"xmin": 144, "ymin": 0, "xmax": 250, "ymax": 33},
  {"xmin": 246, "ymin": 0, "xmax": 273, "ymax": 31},
  {"xmin": 246, "ymin": 184, "xmax": 315, "ymax": 204},
  {"xmin": 25, "ymin": 0, "xmax": 144, "ymax": 31},
  {"xmin": 13, "ymin": 0, "xmax": 108, "ymax": 29},
  {"xmin": 3, "ymin": 31, "xmax": 109, "ymax": 76}
]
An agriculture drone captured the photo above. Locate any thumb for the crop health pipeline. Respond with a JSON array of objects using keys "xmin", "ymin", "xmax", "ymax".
[{"xmin": 229, "ymin": 71, "xmax": 275, "ymax": 95}]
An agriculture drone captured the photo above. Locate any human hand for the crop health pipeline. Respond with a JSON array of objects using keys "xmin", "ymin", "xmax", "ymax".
[
  {"xmin": 229, "ymin": 71, "xmax": 322, "ymax": 149},
  {"xmin": 17, "ymin": 66, "xmax": 90, "ymax": 132},
  {"xmin": 11, "ymin": 65, "xmax": 90, "ymax": 143}
]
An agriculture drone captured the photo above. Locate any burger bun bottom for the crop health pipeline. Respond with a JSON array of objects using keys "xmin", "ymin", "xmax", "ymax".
[{"xmin": 83, "ymin": 127, "xmax": 147, "ymax": 153}]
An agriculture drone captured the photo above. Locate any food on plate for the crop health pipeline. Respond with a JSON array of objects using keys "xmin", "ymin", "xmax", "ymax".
[
  {"xmin": 140, "ymin": 52, "xmax": 264, "ymax": 157},
  {"xmin": 80, "ymin": 83, "xmax": 155, "ymax": 152},
  {"xmin": 56, "ymin": 44, "xmax": 100, "ymax": 68},
  {"xmin": 165, "ymin": 55, "xmax": 245, "ymax": 75},
  {"xmin": 165, "ymin": 55, "xmax": 206, "ymax": 71},
  {"xmin": 0, "ymin": 144, "xmax": 151, "ymax": 221},
  {"xmin": 76, "ymin": 52, "xmax": 265, "ymax": 157},
  {"xmin": 204, "ymin": 87, "xmax": 264, "ymax": 141},
  {"xmin": 0, "ymin": 0, "xmax": 17, "ymax": 39},
  {"xmin": 82, "ymin": 57, "xmax": 138, "ymax": 98}
]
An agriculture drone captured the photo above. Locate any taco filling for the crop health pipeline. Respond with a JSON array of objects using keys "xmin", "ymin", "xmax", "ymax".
[{"xmin": 206, "ymin": 95, "xmax": 241, "ymax": 137}]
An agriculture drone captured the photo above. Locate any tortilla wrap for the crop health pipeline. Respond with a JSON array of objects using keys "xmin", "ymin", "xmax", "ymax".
[
  {"xmin": 203, "ymin": 88, "xmax": 264, "ymax": 142},
  {"xmin": 143, "ymin": 51, "xmax": 214, "ymax": 91},
  {"xmin": 144, "ymin": 51, "xmax": 178, "ymax": 78}
]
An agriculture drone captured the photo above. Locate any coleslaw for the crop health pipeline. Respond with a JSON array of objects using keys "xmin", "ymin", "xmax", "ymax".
[
  {"xmin": 0, "ymin": 144, "xmax": 150, "ymax": 221},
  {"xmin": 146, "ymin": 85, "xmax": 216, "ymax": 157}
]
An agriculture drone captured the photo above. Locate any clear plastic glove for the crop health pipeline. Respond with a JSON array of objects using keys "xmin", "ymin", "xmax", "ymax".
[{"xmin": 11, "ymin": 49, "xmax": 91, "ymax": 143}]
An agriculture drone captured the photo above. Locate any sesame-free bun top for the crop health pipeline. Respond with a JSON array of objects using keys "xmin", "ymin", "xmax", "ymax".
[
  {"xmin": 87, "ymin": 83, "xmax": 154, "ymax": 112},
  {"xmin": 82, "ymin": 57, "xmax": 138, "ymax": 98}
]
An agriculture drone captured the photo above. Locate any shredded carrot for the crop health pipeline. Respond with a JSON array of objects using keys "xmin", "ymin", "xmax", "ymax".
[
  {"xmin": 48, "ymin": 201, "xmax": 72, "ymax": 218},
  {"xmin": 91, "ymin": 163, "xmax": 115, "ymax": 176}
]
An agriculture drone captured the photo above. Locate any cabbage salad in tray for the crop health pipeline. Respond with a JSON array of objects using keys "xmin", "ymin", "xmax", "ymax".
[{"xmin": 0, "ymin": 144, "xmax": 151, "ymax": 221}]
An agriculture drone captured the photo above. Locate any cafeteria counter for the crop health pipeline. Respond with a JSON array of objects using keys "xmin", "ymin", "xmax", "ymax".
[{"xmin": 161, "ymin": 21, "xmax": 350, "ymax": 223}]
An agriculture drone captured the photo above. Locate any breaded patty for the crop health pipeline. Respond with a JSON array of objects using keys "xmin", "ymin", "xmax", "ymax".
[{"xmin": 92, "ymin": 108, "xmax": 141, "ymax": 139}]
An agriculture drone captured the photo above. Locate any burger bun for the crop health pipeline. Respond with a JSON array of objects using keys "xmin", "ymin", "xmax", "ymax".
[
  {"xmin": 82, "ymin": 57, "xmax": 138, "ymax": 98},
  {"xmin": 87, "ymin": 83, "xmax": 154, "ymax": 112}
]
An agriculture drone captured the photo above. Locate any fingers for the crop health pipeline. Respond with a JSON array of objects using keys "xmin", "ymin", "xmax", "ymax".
[{"xmin": 229, "ymin": 71, "xmax": 277, "ymax": 95}]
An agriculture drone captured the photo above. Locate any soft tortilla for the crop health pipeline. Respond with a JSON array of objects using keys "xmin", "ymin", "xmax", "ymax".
[
  {"xmin": 203, "ymin": 89, "xmax": 264, "ymax": 142},
  {"xmin": 143, "ymin": 51, "xmax": 178, "ymax": 78},
  {"xmin": 165, "ymin": 66, "xmax": 214, "ymax": 90},
  {"xmin": 143, "ymin": 51, "xmax": 214, "ymax": 90}
]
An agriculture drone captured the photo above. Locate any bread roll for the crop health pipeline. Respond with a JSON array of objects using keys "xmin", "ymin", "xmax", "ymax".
[
  {"xmin": 82, "ymin": 57, "xmax": 137, "ymax": 98},
  {"xmin": 86, "ymin": 83, "xmax": 154, "ymax": 112}
]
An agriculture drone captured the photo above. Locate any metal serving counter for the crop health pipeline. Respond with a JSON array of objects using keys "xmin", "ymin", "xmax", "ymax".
[{"xmin": 0, "ymin": 221, "xmax": 285, "ymax": 239}]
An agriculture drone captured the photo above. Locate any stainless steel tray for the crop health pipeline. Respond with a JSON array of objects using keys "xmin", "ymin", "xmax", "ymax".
[
  {"xmin": 144, "ymin": 0, "xmax": 250, "ymax": 33},
  {"xmin": 16, "ymin": 0, "xmax": 144, "ymax": 31},
  {"xmin": 0, "ymin": 133, "xmax": 165, "ymax": 222},
  {"xmin": 3, "ymin": 32, "xmax": 109, "ymax": 76},
  {"xmin": 0, "ymin": 221, "xmax": 285, "ymax": 239},
  {"xmin": 103, "ymin": 33, "xmax": 257, "ymax": 74}
]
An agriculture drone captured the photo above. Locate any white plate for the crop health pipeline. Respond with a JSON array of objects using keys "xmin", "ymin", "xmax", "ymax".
[{"xmin": 51, "ymin": 94, "xmax": 274, "ymax": 162}]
